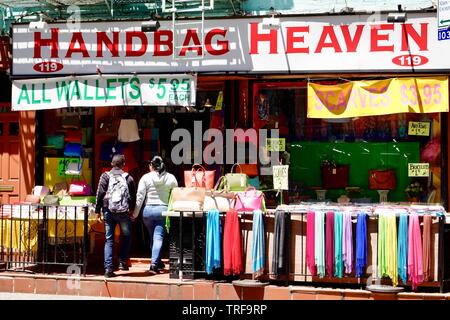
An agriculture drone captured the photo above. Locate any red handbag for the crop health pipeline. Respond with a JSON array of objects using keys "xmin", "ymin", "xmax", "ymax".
[
  {"xmin": 368, "ymin": 169, "xmax": 396, "ymax": 190},
  {"xmin": 184, "ymin": 164, "xmax": 215, "ymax": 190},
  {"xmin": 239, "ymin": 164, "xmax": 259, "ymax": 177},
  {"xmin": 321, "ymin": 164, "xmax": 349, "ymax": 189},
  {"xmin": 68, "ymin": 179, "xmax": 91, "ymax": 196}
]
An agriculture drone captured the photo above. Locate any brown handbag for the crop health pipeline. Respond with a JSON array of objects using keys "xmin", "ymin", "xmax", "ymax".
[
  {"xmin": 169, "ymin": 187, "xmax": 206, "ymax": 212},
  {"xmin": 204, "ymin": 176, "xmax": 235, "ymax": 212},
  {"xmin": 368, "ymin": 169, "xmax": 396, "ymax": 190}
]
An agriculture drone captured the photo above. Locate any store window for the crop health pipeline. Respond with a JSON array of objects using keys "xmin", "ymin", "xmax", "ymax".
[
  {"xmin": 253, "ymin": 81, "xmax": 443, "ymax": 204},
  {"xmin": 9, "ymin": 122, "xmax": 19, "ymax": 136}
]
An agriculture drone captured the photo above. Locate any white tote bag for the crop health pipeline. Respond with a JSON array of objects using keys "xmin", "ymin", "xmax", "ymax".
[{"xmin": 118, "ymin": 119, "xmax": 140, "ymax": 142}]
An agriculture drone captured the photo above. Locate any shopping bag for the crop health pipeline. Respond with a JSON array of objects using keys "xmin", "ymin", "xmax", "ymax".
[
  {"xmin": 225, "ymin": 163, "xmax": 248, "ymax": 191},
  {"xmin": 184, "ymin": 164, "xmax": 215, "ymax": 190},
  {"xmin": 168, "ymin": 187, "xmax": 206, "ymax": 212},
  {"xmin": 233, "ymin": 186, "xmax": 265, "ymax": 212},
  {"xmin": 368, "ymin": 169, "xmax": 396, "ymax": 190}
]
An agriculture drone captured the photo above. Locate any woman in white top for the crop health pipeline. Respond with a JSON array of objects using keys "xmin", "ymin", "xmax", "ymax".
[{"xmin": 133, "ymin": 156, "xmax": 178, "ymax": 273}]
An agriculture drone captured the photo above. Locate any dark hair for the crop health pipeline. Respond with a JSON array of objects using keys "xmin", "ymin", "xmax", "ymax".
[
  {"xmin": 149, "ymin": 156, "xmax": 166, "ymax": 174},
  {"xmin": 111, "ymin": 154, "xmax": 125, "ymax": 168}
]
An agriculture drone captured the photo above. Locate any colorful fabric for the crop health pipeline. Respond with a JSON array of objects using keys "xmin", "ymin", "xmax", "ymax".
[
  {"xmin": 378, "ymin": 212, "xmax": 398, "ymax": 286},
  {"xmin": 306, "ymin": 211, "xmax": 317, "ymax": 276},
  {"xmin": 342, "ymin": 211, "xmax": 353, "ymax": 275},
  {"xmin": 334, "ymin": 211, "xmax": 343, "ymax": 278},
  {"xmin": 272, "ymin": 210, "xmax": 291, "ymax": 276},
  {"xmin": 408, "ymin": 213, "xmax": 423, "ymax": 290},
  {"xmin": 422, "ymin": 215, "xmax": 432, "ymax": 282},
  {"xmin": 205, "ymin": 209, "xmax": 221, "ymax": 274},
  {"xmin": 252, "ymin": 209, "xmax": 265, "ymax": 276},
  {"xmin": 398, "ymin": 213, "xmax": 408, "ymax": 284},
  {"xmin": 315, "ymin": 211, "xmax": 325, "ymax": 278},
  {"xmin": 325, "ymin": 211, "xmax": 335, "ymax": 277},
  {"xmin": 355, "ymin": 212, "xmax": 367, "ymax": 277},
  {"xmin": 223, "ymin": 209, "xmax": 243, "ymax": 276}
]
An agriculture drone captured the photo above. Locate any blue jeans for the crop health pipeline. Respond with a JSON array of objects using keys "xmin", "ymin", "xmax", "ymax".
[
  {"xmin": 142, "ymin": 205, "xmax": 167, "ymax": 267},
  {"xmin": 103, "ymin": 210, "xmax": 132, "ymax": 272}
]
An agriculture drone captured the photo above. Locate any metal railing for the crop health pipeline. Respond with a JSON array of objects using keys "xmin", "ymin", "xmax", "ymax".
[{"xmin": 0, "ymin": 204, "xmax": 89, "ymax": 276}]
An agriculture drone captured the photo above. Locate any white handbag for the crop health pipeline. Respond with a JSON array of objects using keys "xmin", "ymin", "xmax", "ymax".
[
  {"xmin": 118, "ymin": 119, "xmax": 140, "ymax": 142},
  {"xmin": 203, "ymin": 177, "xmax": 235, "ymax": 212}
]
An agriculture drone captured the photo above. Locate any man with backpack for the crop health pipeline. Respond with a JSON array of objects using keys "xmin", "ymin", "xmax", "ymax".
[{"xmin": 95, "ymin": 154, "xmax": 137, "ymax": 278}]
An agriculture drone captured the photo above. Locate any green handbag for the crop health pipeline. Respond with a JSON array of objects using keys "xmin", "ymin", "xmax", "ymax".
[
  {"xmin": 46, "ymin": 135, "xmax": 65, "ymax": 149},
  {"xmin": 225, "ymin": 163, "xmax": 248, "ymax": 191}
]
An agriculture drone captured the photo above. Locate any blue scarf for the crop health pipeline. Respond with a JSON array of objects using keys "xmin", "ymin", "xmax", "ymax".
[
  {"xmin": 205, "ymin": 209, "xmax": 221, "ymax": 274},
  {"xmin": 252, "ymin": 209, "xmax": 265, "ymax": 275},
  {"xmin": 355, "ymin": 212, "xmax": 367, "ymax": 277},
  {"xmin": 398, "ymin": 213, "xmax": 408, "ymax": 283}
]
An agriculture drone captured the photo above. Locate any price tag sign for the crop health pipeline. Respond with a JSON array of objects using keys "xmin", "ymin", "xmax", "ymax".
[
  {"xmin": 215, "ymin": 91, "xmax": 223, "ymax": 111},
  {"xmin": 408, "ymin": 163, "xmax": 430, "ymax": 177},
  {"xmin": 273, "ymin": 165, "xmax": 289, "ymax": 190},
  {"xmin": 266, "ymin": 138, "xmax": 286, "ymax": 152},
  {"xmin": 57, "ymin": 158, "xmax": 81, "ymax": 176},
  {"xmin": 408, "ymin": 121, "xmax": 431, "ymax": 136}
]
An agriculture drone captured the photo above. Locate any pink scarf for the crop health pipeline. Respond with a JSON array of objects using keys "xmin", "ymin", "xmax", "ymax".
[
  {"xmin": 306, "ymin": 211, "xmax": 317, "ymax": 276},
  {"xmin": 408, "ymin": 214, "xmax": 423, "ymax": 290}
]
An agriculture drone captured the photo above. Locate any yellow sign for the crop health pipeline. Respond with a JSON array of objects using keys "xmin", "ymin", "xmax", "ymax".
[
  {"xmin": 266, "ymin": 138, "xmax": 285, "ymax": 152},
  {"xmin": 408, "ymin": 163, "xmax": 430, "ymax": 177},
  {"xmin": 307, "ymin": 77, "xmax": 449, "ymax": 118},
  {"xmin": 215, "ymin": 91, "xmax": 223, "ymax": 111},
  {"xmin": 408, "ymin": 121, "xmax": 431, "ymax": 136},
  {"xmin": 273, "ymin": 165, "xmax": 289, "ymax": 190}
]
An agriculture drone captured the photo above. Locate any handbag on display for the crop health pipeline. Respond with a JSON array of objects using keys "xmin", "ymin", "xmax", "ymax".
[
  {"xmin": 118, "ymin": 119, "xmax": 140, "ymax": 142},
  {"xmin": 64, "ymin": 130, "xmax": 83, "ymax": 143},
  {"xmin": 203, "ymin": 177, "xmax": 235, "ymax": 212},
  {"xmin": 45, "ymin": 135, "xmax": 65, "ymax": 149},
  {"xmin": 97, "ymin": 108, "xmax": 120, "ymax": 135},
  {"xmin": 233, "ymin": 186, "xmax": 265, "ymax": 212},
  {"xmin": 239, "ymin": 163, "xmax": 259, "ymax": 177},
  {"xmin": 168, "ymin": 187, "xmax": 206, "ymax": 212},
  {"xmin": 61, "ymin": 115, "xmax": 81, "ymax": 129},
  {"xmin": 24, "ymin": 194, "xmax": 41, "ymax": 204},
  {"xmin": 368, "ymin": 169, "xmax": 396, "ymax": 190},
  {"xmin": 99, "ymin": 141, "xmax": 124, "ymax": 162},
  {"xmin": 42, "ymin": 195, "xmax": 60, "ymax": 206},
  {"xmin": 184, "ymin": 164, "xmax": 215, "ymax": 190},
  {"xmin": 53, "ymin": 182, "xmax": 68, "ymax": 198},
  {"xmin": 225, "ymin": 163, "xmax": 248, "ymax": 191},
  {"xmin": 33, "ymin": 185, "xmax": 50, "ymax": 197},
  {"xmin": 68, "ymin": 178, "xmax": 91, "ymax": 196},
  {"xmin": 65, "ymin": 160, "xmax": 83, "ymax": 176},
  {"xmin": 64, "ymin": 143, "xmax": 83, "ymax": 157},
  {"xmin": 321, "ymin": 161, "xmax": 349, "ymax": 189}
]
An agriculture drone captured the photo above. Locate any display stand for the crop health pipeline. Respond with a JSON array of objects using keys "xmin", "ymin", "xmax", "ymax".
[{"xmin": 377, "ymin": 189, "xmax": 390, "ymax": 203}]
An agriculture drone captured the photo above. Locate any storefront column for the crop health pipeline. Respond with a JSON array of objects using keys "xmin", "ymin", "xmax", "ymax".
[{"xmin": 19, "ymin": 111, "xmax": 36, "ymax": 202}]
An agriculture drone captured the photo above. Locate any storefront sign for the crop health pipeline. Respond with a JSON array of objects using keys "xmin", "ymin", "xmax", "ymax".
[
  {"xmin": 11, "ymin": 13, "xmax": 450, "ymax": 75},
  {"xmin": 266, "ymin": 138, "xmax": 285, "ymax": 152},
  {"xmin": 273, "ymin": 165, "xmax": 289, "ymax": 190},
  {"xmin": 12, "ymin": 74, "xmax": 197, "ymax": 111},
  {"xmin": 307, "ymin": 77, "xmax": 449, "ymax": 118},
  {"xmin": 438, "ymin": 0, "xmax": 450, "ymax": 29},
  {"xmin": 408, "ymin": 163, "xmax": 430, "ymax": 177},
  {"xmin": 408, "ymin": 121, "xmax": 431, "ymax": 136}
]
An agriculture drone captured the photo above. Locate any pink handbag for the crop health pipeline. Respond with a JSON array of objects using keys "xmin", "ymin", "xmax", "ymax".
[
  {"xmin": 233, "ymin": 186, "xmax": 265, "ymax": 212},
  {"xmin": 68, "ymin": 179, "xmax": 91, "ymax": 196},
  {"xmin": 184, "ymin": 164, "xmax": 215, "ymax": 190}
]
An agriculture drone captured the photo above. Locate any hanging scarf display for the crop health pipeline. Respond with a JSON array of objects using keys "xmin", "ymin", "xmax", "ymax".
[
  {"xmin": 325, "ymin": 211, "xmax": 335, "ymax": 277},
  {"xmin": 398, "ymin": 213, "xmax": 408, "ymax": 284},
  {"xmin": 342, "ymin": 211, "xmax": 353, "ymax": 275},
  {"xmin": 315, "ymin": 211, "xmax": 325, "ymax": 278},
  {"xmin": 252, "ymin": 209, "xmax": 265, "ymax": 277},
  {"xmin": 408, "ymin": 213, "xmax": 423, "ymax": 290},
  {"xmin": 306, "ymin": 211, "xmax": 317, "ymax": 276},
  {"xmin": 223, "ymin": 209, "xmax": 243, "ymax": 276},
  {"xmin": 378, "ymin": 212, "xmax": 398, "ymax": 286},
  {"xmin": 334, "ymin": 211, "xmax": 343, "ymax": 278},
  {"xmin": 205, "ymin": 209, "xmax": 221, "ymax": 274},
  {"xmin": 355, "ymin": 212, "xmax": 367, "ymax": 277},
  {"xmin": 422, "ymin": 214, "xmax": 432, "ymax": 282},
  {"xmin": 272, "ymin": 210, "xmax": 291, "ymax": 276}
]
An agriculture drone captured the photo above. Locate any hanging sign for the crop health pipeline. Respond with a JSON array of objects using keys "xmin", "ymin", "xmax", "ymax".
[
  {"xmin": 12, "ymin": 74, "xmax": 197, "ymax": 111},
  {"xmin": 57, "ymin": 158, "xmax": 81, "ymax": 176},
  {"xmin": 408, "ymin": 121, "xmax": 431, "ymax": 136},
  {"xmin": 273, "ymin": 165, "xmax": 289, "ymax": 190},
  {"xmin": 308, "ymin": 77, "xmax": 449, "ymax": 118},
  {"xmin": 215, "ymin": 91, "xmax": 224, "ymax": 111},
  {"xmin": 408, "ymin": 163, "xmax": 430, "ymax": 177},
  {"xmin": 266, "ymin": 138, "xmax": 285, "ymax": 152}
]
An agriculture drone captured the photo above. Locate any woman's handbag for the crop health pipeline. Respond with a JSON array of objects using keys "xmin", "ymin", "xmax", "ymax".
[
  {"xmin": 321, "ymin": 162, "xmax": 349, "ymax": 189},
  {"xmin": 42, "ymin": 195, "xmax": 60, "ymax": 206},
  {"xmin": 65, "ymin": 160, "xmax": 83, "ymax": 176},
  {"xmin": 98, "ymin": 108, "xmax": 120, "ymax": 135},
  {"xmin": 203, "ymin": 177, "xmax": 235, "ymax": 212},
  {"xmin": 64, "ymin": 130, "xmax": 83, "ymax": 143},
  {"xmin": 64, "ymin": 143, "xmax": 82, "ymax": 157},
  {"xmin": 118, "ymin": 119, "xmax": 140, "ymax": 142},
  {"xmin": 45, "ymin": 135, "xmax": 65, "ymax": 149},
  {"xmin": 368, "ymin": 169, "xmax": 396, "ymax": 190},
  {"xmin": 168, "ymin": 187, "xmax": 206, "ymax": 212},
  {"xmin": 99, "ymin": 141, "xmax": 124, "ymax": 162},
  {"xmin": 233, "ymin": 186, "xmax": 265, "ymax": 212},
  {"xmin": 184, "ymin": 164, "xmax": 215, "ymax": 190},
  {"xmin": 225, "ymin": 163, "xmax": 248, "ymax": 191},
  {"xmin": 239, "ymin": 163, "xmax": 259, "ymax": 177},
  {"xmin": 68, "ymin": 179, "xmax": 91, "ymax": 196},
  {"xmin": 24, "ymin": 194, "xmax": 41, "ymax": 204}
]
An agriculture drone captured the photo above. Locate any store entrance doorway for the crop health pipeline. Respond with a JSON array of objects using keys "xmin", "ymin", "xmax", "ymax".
[{"xmin": 0, "ymin": 112, "xmax": 20, "ymax": 204}]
